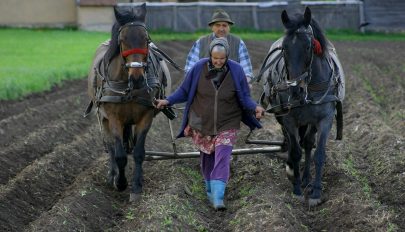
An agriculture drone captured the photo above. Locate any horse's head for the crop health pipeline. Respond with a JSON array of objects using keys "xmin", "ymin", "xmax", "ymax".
[
  {"xmin": 114, "ymin": 4, "xmax": 149, "ymax": 89},
  {"xmin": 281, "ymin": 7, "xmax": 325, "ymax": 97}
]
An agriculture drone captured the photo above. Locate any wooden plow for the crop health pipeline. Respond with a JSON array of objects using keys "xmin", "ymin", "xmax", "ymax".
[
  {"xmin": 145, "ymin": 128, "xmax": 287, "ymax": 161},
  {"xmin": 143, "ymin": 70, "xmax": 286, "ymax": 161}
]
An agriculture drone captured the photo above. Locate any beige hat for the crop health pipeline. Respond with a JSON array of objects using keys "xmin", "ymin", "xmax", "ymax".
[{"xmin": 208, "ymin": 9, "xmax": 234, "ymax": 26}]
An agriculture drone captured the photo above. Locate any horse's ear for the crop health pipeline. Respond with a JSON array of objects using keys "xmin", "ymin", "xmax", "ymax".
[
  {"xmin": 133, "ymin": 3, "xmax": 147, "ymax": 22},
  {"xmin": 303, "ymin": 7, "xmax": 312, "ymax": 27},
  {"xmin": 141, "ymin": 3, "xmax": 146, "ymax": 10},
  {"xmin": 281, "ymin": 10, "xmax": 290, "ymax": 28},
  {"xmin": 113, "ymin": 6, "xmax": 121, "ymax": 21}
]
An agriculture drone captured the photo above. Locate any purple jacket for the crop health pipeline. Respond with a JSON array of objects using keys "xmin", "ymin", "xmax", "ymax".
[{"xmin": 167, "ymin": 58, "xmax": 262, "ymax": 138}]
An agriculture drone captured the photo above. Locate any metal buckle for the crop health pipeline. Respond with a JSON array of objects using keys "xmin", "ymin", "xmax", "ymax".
[{"xmin": 125, "ymin": 62, "xmax": 147, "ymax": 68}]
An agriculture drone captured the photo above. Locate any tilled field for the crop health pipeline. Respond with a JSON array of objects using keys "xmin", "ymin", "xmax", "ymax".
[{"xmin": 0, "ymin": 40, "xmax": 404, "ymax": 231}]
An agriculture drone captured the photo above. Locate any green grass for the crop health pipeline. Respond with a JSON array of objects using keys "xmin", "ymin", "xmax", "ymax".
[
  {"xmin": 180, "ymin": 167, "xmax": 205, "ymax": 200},
  {"xmin": 1, "ymin": 28, "xmax": 404, "ymax": 100},
  {"xmin": 323, "ymin": 29, "xmax": 405, "ymax": 41},
  {"xmin": 0, "ymin": 28, "xmax": 109, "ymax": 100},
  {"xmin": 342, "ymin": 154, "xmax": 372, "ymax": 200}
]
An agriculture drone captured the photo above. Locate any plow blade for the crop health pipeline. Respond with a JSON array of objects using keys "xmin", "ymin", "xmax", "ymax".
[
  {"xmin": 145, "ymin": 146, "xmax": 284, "ymax": 161},
  {"xmin": 244, "ymin": 140, "xmax": 285, "ymax": 146}
]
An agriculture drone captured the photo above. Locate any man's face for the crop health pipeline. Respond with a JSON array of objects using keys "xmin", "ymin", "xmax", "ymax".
[{"xmin": 211, "ymin": 22, "xmax": 230, "ymax": 38}]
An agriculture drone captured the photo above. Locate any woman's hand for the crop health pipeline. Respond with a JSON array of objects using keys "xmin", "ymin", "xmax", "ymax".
[
  {"xmin": 155, "ymin": 99, "xmax": 169, "ymax": 109},
  {"xmin": 255, "ymin": 105, "xmax": 265, "ymax": 119}
]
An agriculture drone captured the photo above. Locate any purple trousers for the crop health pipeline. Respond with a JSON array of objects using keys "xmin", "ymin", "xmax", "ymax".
[{"xmin": 200, "ymin": 145, "xmax": 232, "ymax": 183}]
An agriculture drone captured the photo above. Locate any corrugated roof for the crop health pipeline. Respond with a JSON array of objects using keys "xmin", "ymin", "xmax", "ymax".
[{"xmin": 78, "ymin": 0, "xmax": 117, "ymax": 6}]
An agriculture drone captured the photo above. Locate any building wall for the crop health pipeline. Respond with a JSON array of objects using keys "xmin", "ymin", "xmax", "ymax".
[
  {"xmin": 0, "ymin": 1, "xmax": 404, "ymax": 32},
  {"xmin": 0, "ymin": 0, "xmax": 77, "ymax": 27},
  {"xmin": 77, "ymin": 7, "xmax": 114, "ymax": 31},
  {"xmin": 85, "ymin": 2, "xmax": 361, "ymax": 32},
  {"xmin": 363, "ymin": 0, "xmax": 405, "ymax": 32}
]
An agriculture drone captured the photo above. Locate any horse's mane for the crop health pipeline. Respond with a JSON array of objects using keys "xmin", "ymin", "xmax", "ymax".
[
  {"xmin": 105, "ymin": 7, "xmax": 146, "ymax": 63},
  {"xmin": 105, "ymin": 23, "xmax": 121, "ymax": 63},
  {"xmin": 285, "ymin": 13, "xmax": 328, "ymax": 57}
]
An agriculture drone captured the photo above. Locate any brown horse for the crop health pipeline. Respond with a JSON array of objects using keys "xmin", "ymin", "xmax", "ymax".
[{"xmin": 86, "ymin": 4, "xmax": 171, "ymax": 201}]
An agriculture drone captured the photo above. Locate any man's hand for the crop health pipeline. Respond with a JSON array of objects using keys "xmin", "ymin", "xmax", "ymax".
[{"xmin": 255, "ymin": 105, "xmax": 265, "ymax": 119}]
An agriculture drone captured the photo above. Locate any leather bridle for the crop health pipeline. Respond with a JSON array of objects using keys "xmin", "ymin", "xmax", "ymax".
[{"xmin": 118, "ymin": 22, "xmax": 150, "ymax": 73}]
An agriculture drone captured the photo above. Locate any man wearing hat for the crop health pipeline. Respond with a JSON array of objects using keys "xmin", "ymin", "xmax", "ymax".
[{"xmin": 185, "ymin": 9, "xmax": 253, "ymax": 85}]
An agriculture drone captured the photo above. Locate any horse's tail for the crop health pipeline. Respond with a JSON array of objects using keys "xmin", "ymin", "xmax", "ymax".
[{"xmin": 335, "ymin": 101, "xmax": 343, "ymax": 140}]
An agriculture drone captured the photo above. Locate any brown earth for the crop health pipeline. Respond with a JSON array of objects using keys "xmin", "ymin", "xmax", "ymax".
[{"xmin": 0, "ymin": 40, "xmax": 404, "ymax": 231}]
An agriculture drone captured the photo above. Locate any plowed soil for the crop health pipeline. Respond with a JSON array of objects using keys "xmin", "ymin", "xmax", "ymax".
[{"xmin": 0, "ymin": 40, "xmax": 404, "ymax": 231}]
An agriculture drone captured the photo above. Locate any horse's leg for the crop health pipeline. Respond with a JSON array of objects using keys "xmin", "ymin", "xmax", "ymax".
[
  {"xmin": 130, "ymin": 116, "xmax": 153, "ymax": 202},
  {"xmin": 284, "ymin": 120, "xmax": 303, "ymax": 197},
  {"xmin": 276, "ymin": 116, "xmax": 289, "ymax": 152},
  {"xmin": 309, "ymin": 112, "xmax": 333, "ymax": 206},
  {"xmin": 123, "ymin": 124, "xmax": 132, "ymax": 153},
  {"xmin": 109, "ymin": 118, "xmax": 127, "ymax": 192},
  {"xmin": 302, "ymin": 125, "xmax": 317, "ymax": 190},
  {"xmin": 298, "ymin": 125, "xmax": 308, "ymax": 148},
  {"xmin": 101, "ymin": 118, "xmax": 117, "ymax": 187}
]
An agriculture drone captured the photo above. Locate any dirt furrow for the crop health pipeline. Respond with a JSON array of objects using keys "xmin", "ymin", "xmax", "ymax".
[
  {"xmin": 0, "ymin": 124, "xmax": 101, "ymax": 231},
  {"xmin": 0, "ymin": 92, "xmax": 88, "ymax": 148},
  {"xmin": 0, "ymin": 40, "xmax": 403, "ymax": 231},
  {"xmin": 156, "ymin": 40, "xmax": 194, "ymax": 61},
  {"xmin": 25, "ymin": 154, "xmax": 122, "ymax": 232},
  {"xmin": 336, "ymin": 41, "xmax": 405, "ymax": 230},
  {"xmin": 0, "ymin": 113, "xmax": 93, "ymax": 185},
  {"xmin": 0, "ymin": 79, "xmax": 86, "ymax": 121}
]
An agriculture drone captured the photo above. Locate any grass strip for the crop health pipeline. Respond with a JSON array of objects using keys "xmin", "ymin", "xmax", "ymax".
[{"xmin": 0, "ymin": 28, "xmax": 403, "ymax": 100}]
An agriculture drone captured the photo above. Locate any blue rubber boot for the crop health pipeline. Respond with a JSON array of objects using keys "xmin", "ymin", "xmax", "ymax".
[
  {"xmin": 205, "ymin": 180, "xmax": 213, "ymax": 204},
  {"xmin": 210, "ymin": 180, "xmax": 226, "ymax": 210}
]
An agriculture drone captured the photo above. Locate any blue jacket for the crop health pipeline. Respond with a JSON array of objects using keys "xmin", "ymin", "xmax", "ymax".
[{"xmin": 167, "ymin": 58, "xmax": 262, "ymax": 138}]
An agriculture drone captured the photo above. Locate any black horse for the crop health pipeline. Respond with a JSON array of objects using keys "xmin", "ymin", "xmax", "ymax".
[
  {"xmin": 259, "ymin": 7, "xmax": 344, "ymax": 206},
  {"xmin": 86, "ymin": 4, "xmax": 176, "ymax": 201}
]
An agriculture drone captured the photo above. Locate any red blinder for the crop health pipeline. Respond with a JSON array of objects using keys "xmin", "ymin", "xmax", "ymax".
[
  {"xmin": 312, "ymin": 39, "xmax": 322, "ymax": 56},
  {"xmin": 122, "ymin": 48, "xmax": 148, "ymax": 57}
]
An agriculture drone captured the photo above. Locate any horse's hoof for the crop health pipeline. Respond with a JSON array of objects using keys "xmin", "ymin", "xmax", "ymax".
[
  {"xmin": 293, "ymin": 194, "xmax": 305, "ymax": 203},
  {"xmin": 129, "ymin": 193, "xmax": 142, "ymax": 202},
  {"xmin": 308, "ymin": 198, "xmax": 323, "ymax": 207}
]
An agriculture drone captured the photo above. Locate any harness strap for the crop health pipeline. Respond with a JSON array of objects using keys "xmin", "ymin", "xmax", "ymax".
[
  {"xmin": 266, "ymin": 99, "xmax": 301, "ymax": 114},
  {"xmin": 99, "ymin": 95, "xmax": 154, "ymax": 107},
  {"xmin": 149, "ymin": 42, "xmax": 184, "ymax": 72},
  {"xmin": 252, "ymin": 47, "xmax": 283, "ymax": 83},
  {"xmin": 307, "ymin": 80, "xmax": 331, "ymax": 92}
]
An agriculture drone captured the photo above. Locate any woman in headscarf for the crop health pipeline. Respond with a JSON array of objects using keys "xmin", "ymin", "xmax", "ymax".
[{"xmin": 156, "ymin": 37, "xmax": 265, "ymax": 210}]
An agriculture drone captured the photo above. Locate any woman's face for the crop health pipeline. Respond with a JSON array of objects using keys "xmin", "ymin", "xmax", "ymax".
[{"xmin": 211, "ymin": 50, "xmax": 227, "ymax": 69}]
